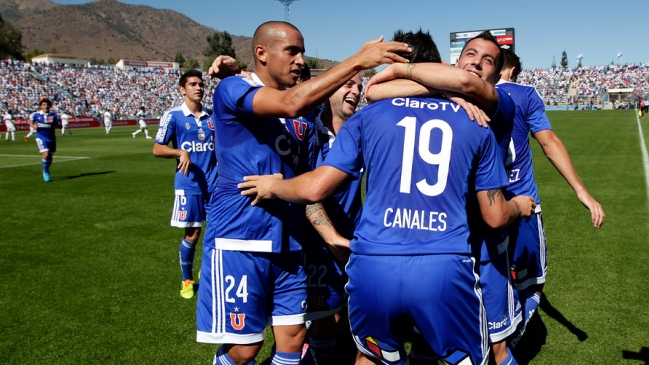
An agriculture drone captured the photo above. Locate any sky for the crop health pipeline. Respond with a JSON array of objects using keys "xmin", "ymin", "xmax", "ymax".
[{"xmin": 52, "ymin": 0, "xmax": 648, "ymax": 70}]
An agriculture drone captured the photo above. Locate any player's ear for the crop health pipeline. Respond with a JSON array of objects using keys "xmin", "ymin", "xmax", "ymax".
[{"xmin": 255, "ymin": 45, "xmax": 268, "ymax": 65}]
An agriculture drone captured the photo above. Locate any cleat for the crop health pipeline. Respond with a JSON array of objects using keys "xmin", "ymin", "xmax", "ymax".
[
  {"xmin": 180, "ymin": 280, "xmax": 195, "ymax": 299},
  {"xmin": 146, "ymin": 136, "xmax": 152, "ymax": 139},
  {"xmin": 43, "ymin": 171, "xmax": 50, "ymax": 182},
  {"xmin": 132, "ymin": 133, "xmax": 136, "ymax": 138}
]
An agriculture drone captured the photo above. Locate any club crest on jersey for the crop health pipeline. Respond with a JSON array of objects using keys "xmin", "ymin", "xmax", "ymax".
[
  {"xmin": 292, "ymin": 119, "xmax": 308, "ymax": 141},
  {"xmin": 179, "ymin": 210, "xmax": 187, "ymax": 220},
  {"xmin": 230, "ymin": 313, "xmax": 246, "ymax": 330},
  {"xmin": 309, "ymin": 295, "xmax": 325, "ymax": 309},
  {"xmin": 206, "ymin": 118, "xmax": 214, "ymax": 130},
  {"xmin": 197, "ymin": 128, "xmax": 205, "ymax": 141},
  {"xmin": 185, "ymin": 123, "xmax": 191, "ymax": 130},
  {"xmin": 47, "ymin": 116, "xmax": 54, "ymax": 123}
]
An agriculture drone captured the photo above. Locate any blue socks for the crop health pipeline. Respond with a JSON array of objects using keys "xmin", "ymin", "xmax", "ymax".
[
  {"xmin": 500, "ymin": 347, "xmax": 517, "ymax": 365},
  {"xmin": 179, "ymin": 239, "xmax": 196, "ymax": 281},
  {"xmin": 271, "ymin": 350, "xmax": 300, "ymax": 365},
  {"xmin": 213, "ymin": 346, "xmax": 255, "ymax": 365}
]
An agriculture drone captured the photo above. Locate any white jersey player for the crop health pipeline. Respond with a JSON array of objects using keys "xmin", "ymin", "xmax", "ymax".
[
  {"xmin": 103, "ymin": 110, "xmax": 112, "ymax": 134},
  {"xmin": 132, "ymin": 107, "xmax": 151, "ymax": 139},
  {"xmin": 60, "ymin": 112, "xmax": 71, "ymax": 135},
  {"xmin": 24, "ymin": 112, "xmax": 37, "ymax": 141},
  {"xmin": 3, "ymin": 112, "xmax": 16, "ymax": 141}
]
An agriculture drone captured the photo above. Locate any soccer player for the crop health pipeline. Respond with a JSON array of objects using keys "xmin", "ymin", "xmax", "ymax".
[
  {"xmin": 238, "ymin": 57, "xmax": 535, "ymax": 365},
  {"xmin": 132, "ymin": 106, "xmax": 152, "ymax": 139},
  {"xmin": 153, "ymin": 70, "xmax": 217, "ymax": 299},
  {"xmin": 3, "ymin": 110, "xmax": 16, "ymax": 141},
  {"xmin": 198, "ymin": 20, "xmax": 410, "ymax": 365},
  {"xmin": 104, "ymin": 109, "xmax": 112, "ymax": 134},
  {"xmin": 60, "ymin": 110, "xmax": 72, "ymax": 135},
  {"xmin": 497, "ymin": 49, "xmax": 605, "ymax": 345},
  {"xmin": 300, "ymin": 72, "xmax": 363, "ymax": 365},
  {"xmin": 29, "ymin": 99, "xmax": 61, "ymax": 182},
  {"xmin": 365, "ymin": 30, "xmax": 523, "ymax": 365}
]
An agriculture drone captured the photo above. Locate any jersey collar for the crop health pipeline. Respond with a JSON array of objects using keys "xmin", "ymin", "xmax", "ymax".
[{"xmin": 181, "ymin": 102, "xmax": 208, "ymax": 118}]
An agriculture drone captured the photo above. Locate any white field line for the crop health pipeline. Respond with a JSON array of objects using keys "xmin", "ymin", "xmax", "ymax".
[
  {"xmin": 0, "ymin": 154, "xmax": 90, "ymax": 169},
  {"xmin": 636, "ymin": 112, "xmax": 649, "ymax": 206}
]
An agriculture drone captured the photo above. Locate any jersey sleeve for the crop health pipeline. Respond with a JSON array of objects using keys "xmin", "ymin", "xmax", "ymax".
[
  {"xmin": 217, "ymin": 76, "xmax": 261, "ymax": 117},
  {"xmin": 527, "ymin": 87, "xmax": 552, "ymax": 133},
  {"xmin": 474, "ymin": 129, "xmax": 510, "ymax": 192},
  {"xmin": 154, "ymin": 110, "xmax": 175, "ymax": 144},
  {"xmin": 491, "ymin": 88, "xmax": 515, "ymax": 133},
  {"xmin": 321, "ymin": 112, "xmax": 363, "ymax": 176}
]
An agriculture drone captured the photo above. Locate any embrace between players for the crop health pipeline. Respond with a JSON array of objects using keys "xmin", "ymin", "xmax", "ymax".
[{"xmin": 154, "ymin": 21, "xmax": 605, "ymax": 365}]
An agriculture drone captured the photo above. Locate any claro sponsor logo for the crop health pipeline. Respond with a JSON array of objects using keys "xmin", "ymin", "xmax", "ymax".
[{"xmin": 181, "ymin": 140, "xmax": 214, "ymax": 152}]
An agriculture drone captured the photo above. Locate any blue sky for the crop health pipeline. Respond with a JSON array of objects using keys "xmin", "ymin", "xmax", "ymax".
[{"xmin": 53, "ymin": 0, "xmax": 647, "ymax": 69}]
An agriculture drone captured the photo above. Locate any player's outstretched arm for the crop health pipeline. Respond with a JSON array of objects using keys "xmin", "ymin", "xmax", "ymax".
[
  {"xmin": 251, "ymin": 37, "xmax": 411, "ymax": 118},
  {"xmin": 152, "ymin": 143, "xmax": 192, "ymax": 176},
  {"xmin": 306, "ymin": 203, "xmax": 351, "ymax": 264},
  {"xmin": 366, "ymin": 63, "xmax": 499, "ymax": 114},
  {"xmin": 238, "ymin": 166, "xmax": 349, "ymax": 206},
  {"xmin": 533, "ymin": 129, "xmax": 605, "ymax": 227},
  {"xmin": 478, "ymin": 189, "xmax": 536, "ymax": 229}
]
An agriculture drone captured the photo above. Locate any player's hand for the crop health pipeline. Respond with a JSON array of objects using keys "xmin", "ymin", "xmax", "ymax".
[
  {"xmin": 238, "ymin": 173, "xmax": 284, "ymax": 206},
  {"xmin": 178, "ymin": 150, "xmax": 192, "ymax": 176},
  {"xmin": 445, "ymin": 91, "xmax": 491, "ymax": 127},
  {"xmin": 365, "ymin": 64, "xmax": 400, "ymax": 91},
  {"xmin": 353, "ymin": 36, "xmax": 412, "ymax": 70},
  {"xmin": 208, "ymin": 55, "xmax": 240, "ymax": 79},
  {"xmin": 326, "ymin": 237, "xmax": 351, "ymax": 266},
  {"xmin": 512, "ymin": 195, "xmax": 536, "ymax": 218},
  {"xmin": 576, "ymin": 190, "xmax": 605, "ymax": 227}
]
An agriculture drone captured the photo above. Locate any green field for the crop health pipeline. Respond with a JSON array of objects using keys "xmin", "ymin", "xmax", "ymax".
[{"xmin": 1, "ymin": 111, "xmax": 648, "ymax": 364}]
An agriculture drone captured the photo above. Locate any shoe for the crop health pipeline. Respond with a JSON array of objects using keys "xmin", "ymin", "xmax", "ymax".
[
  {"xmin": 146, "ymin": 136, "xmax": 152, "ymax": 139},
  {"xmin": 132, "ymin": 133, "xmax": 136, "ymax": 138},
  {"xmin": 180, "ymin": 280, "xmax": 195, "ymax": 299},
  {"xmin": 43, "ymin": 171, "xmax": 50, "ymax": 182}
]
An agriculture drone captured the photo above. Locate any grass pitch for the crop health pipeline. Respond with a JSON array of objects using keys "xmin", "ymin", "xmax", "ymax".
[{"xmin": 1, "ymin": 111, "xmax": 648, "ymax": 364}]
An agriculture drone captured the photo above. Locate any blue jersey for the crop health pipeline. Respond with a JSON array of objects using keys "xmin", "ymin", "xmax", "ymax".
[
  {"xmin": 31, "ymin": 111, "xmax": 60, "ymax": 141},
  {"xmin": 207, "ymin": 74, "xmax": 315, "ymax": 253},
  {"xmin": 154, "ymin": 102, "xmax": 218, "ymax": 195},
  {"xmin": 496, "ymin": 81, "xmax": 553, "ymax": 204},
  {"xmin": 323, "ymin": 96, "xmax": 509, "ymax": 256},
  {"xmin": 313, "ymin": 115, "xmax": 363, "ymax": 238}
]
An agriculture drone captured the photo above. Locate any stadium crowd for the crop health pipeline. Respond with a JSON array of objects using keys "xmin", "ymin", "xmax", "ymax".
[{"xmin": 2, "ymin": 58, "xmax": 648, "ymax": 118}]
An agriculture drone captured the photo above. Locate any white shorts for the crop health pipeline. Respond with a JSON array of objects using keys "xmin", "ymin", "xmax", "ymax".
[
  {"xmin": 4, "ymin": 122, "xmax": 15, "ymax": 132},
  {"xmin": 104, "ymin": 120, "xmax": 112, "ymax": 127},
  {"xmin": 138, "ymin": 120, "xmax": 147, "ymax": 128}
]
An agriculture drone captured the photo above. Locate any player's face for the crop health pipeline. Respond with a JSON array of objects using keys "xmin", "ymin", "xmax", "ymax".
[
  {"xmin": 40, "ymin": 102, "xmax": 50, "ymax": 113},
  {"xmin": 181, "ymin": 76, "xmax": 205, "ymax": 104},
  {"xmin": 329, "ymin": 73, "xmax": 362, "ymax": 121},
  {"xmin": 266, "ymin": 27, "xmax": 306, "ymax": 88},
  {"xmin": 456, "ymin": 38, "xmax": 501, "ymax": 85}
]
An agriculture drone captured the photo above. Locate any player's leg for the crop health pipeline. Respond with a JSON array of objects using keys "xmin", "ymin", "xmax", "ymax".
[
  {"xmin": 170, "ymin": 192, "xmax": 205, "ymax": 298},
  {"xmin": 302, "ymin": 246, "xmax": 346, "ymax": 365},
  {"xmin": 144, "ymin": 127, "xmax": 151, "ymax": 139},
  {"xmin": 196, "ymin": 250, "xmax": 271, "ymax": 364},
  {"xmin": 268, "ymin": 251, "xmax": 308, "ymax": 365},
  {"xmin": 132, "ymin": 128, "xmax": 142, "ymax": 137}
]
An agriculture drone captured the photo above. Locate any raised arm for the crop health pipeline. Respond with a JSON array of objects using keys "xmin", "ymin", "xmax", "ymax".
[
  {"xmin": 251, "ymin": 37, "xmax": 411, "ymax": 118},
  {"xmin": 533, "ymin": 129, "xmax": 605, "ymax": 227},
  {"xmin": 365, "ymin": 62, "xmax": 499, "ymax": 115}
]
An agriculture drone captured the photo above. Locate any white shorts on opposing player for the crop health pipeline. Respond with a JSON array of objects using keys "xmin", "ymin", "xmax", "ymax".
[
  {"xmin": 5, "ymin": 121, "xmax": 16, "ymax": 132},
  {"xmin": 138, "ymin": 120, "xmax": 147, "ymax": 128},
  {"xmin": 170, "ymin": 191, "xmax": 208, "ymax": 228},
  {"xmin": 196, "ymin": 249, "xmax": 307, "ymax": 344}
]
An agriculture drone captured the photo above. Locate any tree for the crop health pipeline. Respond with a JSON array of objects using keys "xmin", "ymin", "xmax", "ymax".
[
  {"xmin": 203, "ymin": 30, "xmax": 238, "ymax": 71},
  {"xmin": 577, "ymin": 60, "xmax": 582, "ymax": 68},
  {"xmin": 551, "ymin": 56, "xmax": 557, "ymax": 69},
  {"xmin": 306, "ymin": 58, "xmax": 322, "ymax": 70},
  {"xmin": 238, "ymin": 60, "xmax": 248, "ymax": 71},
  {"xmin": 560, "ymin": 50, "xmax": 568, "ymax": 68},
  {"xmin": 363, "ymin": 69, "xmax": 377, "ymax": 77},
  {"xmin": 0, "ymin": 14, "xmax": 24, "ymax": 60},
  {"xmin": 186, "ymin": 58, "xmax": 199, "ymax": 70},
  {"xmin": 25, "ymin": 48, "xmax": 45, "ymax": 61},
  {"xmin": 174, "ymin": 52, "xmax": 186, "ymax": 68},
  {"xmin": 107, "ymin": 57, "xmax": 117, "ymax": 65}
]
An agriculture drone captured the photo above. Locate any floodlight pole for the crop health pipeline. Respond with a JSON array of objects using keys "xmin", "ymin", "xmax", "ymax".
[{"xmin": 276, "ymin": 0, "xmax": 297, "ymax": 22}]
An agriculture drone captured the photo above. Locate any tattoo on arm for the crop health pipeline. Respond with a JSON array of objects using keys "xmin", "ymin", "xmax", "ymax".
[
  {"xmin": 487, "ymin": 189, "xmax": 501, "ymax": 206},
  {"xmin": 406, "ymin": 64, "xmax": 416, "ymax": 78},
  {"xmin": 306, "ymin": 203, "xmax": 333, "ymax": 230}
]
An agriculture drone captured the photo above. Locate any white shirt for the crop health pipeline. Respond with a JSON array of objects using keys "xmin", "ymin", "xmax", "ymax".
[
  {"xmin": 61, "ymin": 113, "xmax": 70, "ymax": 124},
  {"xmin": 104, "ymin": 111, "xmax": 111, "ymax": 122}
]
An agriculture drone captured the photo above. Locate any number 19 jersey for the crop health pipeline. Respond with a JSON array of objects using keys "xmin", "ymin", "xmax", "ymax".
[{"xmin": 323, "ymin": 97, "xmax": 509, "ymax": 256}]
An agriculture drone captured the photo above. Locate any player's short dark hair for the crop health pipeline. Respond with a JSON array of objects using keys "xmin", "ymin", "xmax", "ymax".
[
  {"xmin": 300, "ymin": 64, "xmax": 311, "ymax": 81},
  {"xmin": 391, "ymin": 29, "xmax": 441, "ymax": 63},
  {"xmin": 39, "ymin": 98, "xmax": 52, "ymax": 107},
  {"xmin": 179, "ymin": 69, "xmax": 203, "ymax": 87},
  {"xmin": 502, "ymin": 48, "xmax": 522, "ymax": 82},
  {"xmin": 460, "ymin": 31, "xmax": 504, "ymax": 73}
]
